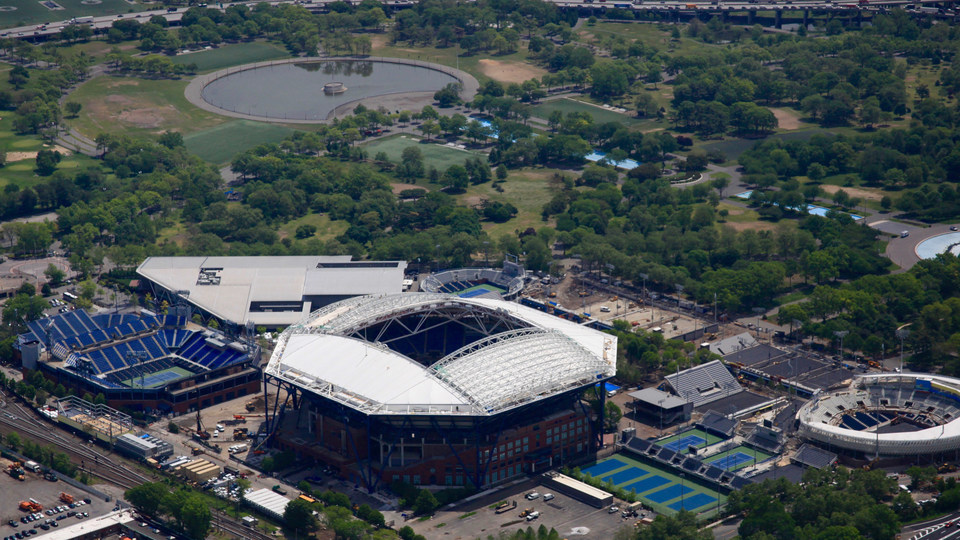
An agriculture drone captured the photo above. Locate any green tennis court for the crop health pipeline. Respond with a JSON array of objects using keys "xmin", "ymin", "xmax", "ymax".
[
  {"xmin": 122, "ymin": 366, "xmax": 192, "ymax": 389},
  {"xmin": 705, "ymin": 445, "xmax": 773, "ymax": 472},
  {"xmin": 580, "ymin": 453, "xmax": 725, "ymax": 517},
  {"xmin": 657, "ymin": 428, "xmax": 724, "ymax": 450}
]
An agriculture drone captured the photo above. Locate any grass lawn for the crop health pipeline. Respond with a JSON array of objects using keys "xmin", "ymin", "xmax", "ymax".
[
  {"xmin": 698, "ymin": 127, "xmax": 834, "ymax": 161},
  {"xmin": 0, "ymin": 115, "xmax": 98, "ymax": 188},
  {"xmin": 171, "ymin": 41, "xmax": 292, "ymax": 73},
  {"xmin": 0, "ymin": 0, "xmax": 147, "ymax": 29},
  {"xmin": 184, "ymin": 120, "xmax": 297, "ymax": 164},
  {"xmin": 362, "ymin": 134, "xmax": 484, "ymax": 172},
  {"xmin": 532, "ymin": 98, "xmax": 650, "ymax": 128},
  {"xmin": 578, "ymin": 22, "xmax": 718, "ymax": 58},
  {"xmin": 277, "ymin": 213, "xmax": 349, "ymax": 242},
  {"xmin": 370, "ymin": 39, "xmax": 540, "ymax": 84},
  {"xmin": 68, "ymin": 75, "xmax": 224, "ymax": 139},
  {"xmin": 464, "ymin": 168, "xmax": 559, "ymax": 237}
]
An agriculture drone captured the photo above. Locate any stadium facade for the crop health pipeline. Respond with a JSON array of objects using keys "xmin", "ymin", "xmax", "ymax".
[
  {"xmin": 136, "ymin": 256, "xmax": 408, "ymax": 328},
  {"xmin": 798, "ymin": 373, "xmax": 960, "ymax": 457},
  {"xmin": 20, "ymin": 311, "xmax": 260, "ymax": 414},
  {"xmin": 264, "ymin": 293, "xmax": 617, "ymax": 491}
]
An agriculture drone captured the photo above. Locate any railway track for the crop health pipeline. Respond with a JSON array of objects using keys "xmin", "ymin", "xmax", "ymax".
[
  {"xmin": 0, "ymin": 390, "xmax": 279, "ymax": 538},
  {"xmin": 0, "ymin": 390, "xmax": 152, "ymax": 489}
]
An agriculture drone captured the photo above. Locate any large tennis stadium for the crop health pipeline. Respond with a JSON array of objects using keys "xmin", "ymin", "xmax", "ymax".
[
  {"xmin": 798, "ymin": 373, "xmax": 960, "ymax": 458},
  {"xmin": 263, "ymin": 292, "xmax": 616, "ymax": 491}
]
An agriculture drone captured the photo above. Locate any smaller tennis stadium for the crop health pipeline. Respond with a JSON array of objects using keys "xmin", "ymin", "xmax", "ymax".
[
  {"xmin": 21, "ymin": 310, "xmax": 262, "ymax": 414},
  {"xmin": 581, "ymin": 453, "xmax": 725, "ymax": 515},
  {"xmin": 420, "ymin": 261, "xmax": 525, "ymax": 300}
]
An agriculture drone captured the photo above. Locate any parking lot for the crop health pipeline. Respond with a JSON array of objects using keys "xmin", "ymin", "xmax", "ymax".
[
  {"xmin": 403, "ymin": 481, "xmax": 641, "ymax": 539},
  {"xmin": 0, "ymin": 469, "xmax": 112, "ymax": 539}
]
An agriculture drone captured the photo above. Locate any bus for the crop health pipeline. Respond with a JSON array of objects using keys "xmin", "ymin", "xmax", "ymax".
[{"xmin": 63, "ymin": 292, "xmax": 77, "ymax": 303}]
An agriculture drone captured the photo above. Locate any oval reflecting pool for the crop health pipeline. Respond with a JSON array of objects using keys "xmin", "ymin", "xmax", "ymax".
[
  {"xmin": 916, "ymin": 232, "xmax": 960, "ymax": 259},
  {"xmin": 200, "ymin": 60, "xmax": 459, "ymax": 121}
]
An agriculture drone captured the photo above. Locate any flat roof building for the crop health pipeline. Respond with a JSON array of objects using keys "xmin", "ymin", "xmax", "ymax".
[
  {"xmin": 137, "ymin": 256, "xmax": 408, "ymax": 327},
  {"xmin": 244, "ymin": 488, "xmax": 291, "ymax": 521}
]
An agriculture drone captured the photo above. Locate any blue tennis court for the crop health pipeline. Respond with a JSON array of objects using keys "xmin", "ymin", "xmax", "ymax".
[
  {"xmin": 647, "ymin": 484, "xmax": 694, "ymax": 503},
  {"xmin": 123, "ymin": 367, "xmax": 192, "ymax": 388},
  {"xmin": 582, "ymin": 458, "xmax": 627, "ymax": 478},
  {"xmin": 607, "ymin": 467, "xmax": 648, "ymax": 485},
  {"xmin": 624, "ymin": 474, "xmax": 670, "ymax": 494},
  {"xmin": 709, "ymin": 452, "xmax": 754, "ymax": 471},
  {"xmin": 457, "ymin": 284, "xmax": 505, "ymax": 298},
  {"xmin": 663, "ymin": 435, "xmax": 707, "ymax": 451},
  {"xmin": 668, "ymin": 493, "xmax": 717, "ymax": 511}
]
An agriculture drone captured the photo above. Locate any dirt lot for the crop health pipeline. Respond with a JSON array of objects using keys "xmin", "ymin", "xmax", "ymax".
[
  {"xmin": 770, "ymin": 107, "xmax": 802, "ymax": 130},
  {"xmin": 538, "ymin": 275, "xmax": 713, "ymax": 340},
  {"xmin": 477, "ymin": 59, "xmax": 546, "ymax": 84},
  {"xmin": 818, "ymin": 184, "xmax": 884, "ymax": 202}
]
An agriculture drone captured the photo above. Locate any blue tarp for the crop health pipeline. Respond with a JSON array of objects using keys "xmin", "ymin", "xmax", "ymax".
[{"xmin": 598, "ymin": 382, "xmax": 621, "ymax": 394}]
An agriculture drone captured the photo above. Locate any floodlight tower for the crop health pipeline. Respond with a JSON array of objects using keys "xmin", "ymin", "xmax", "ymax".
[
  {"xmin": 126, "ymin": 351, "xmax": 149, "ymax": 388},
  {"xmin": 834, "ymin": 330, "xmax": 849, "ymax": 362},
  {"xmin": 896, "ymin": 323, "xmax": 912, "ymax": 376}
]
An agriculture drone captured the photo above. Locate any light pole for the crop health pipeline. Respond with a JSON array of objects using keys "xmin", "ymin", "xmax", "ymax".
[
  {"xmin": 675, "ymin": 283, "xmax": 684, "ymax": 309},
  {"xmin": 897, "ymin": 324, "xmax": 911, "ymax": 375},
  {"xmin": 834, "ymin": 330, "xmax": 849, "ymax": 362},
  {"xmin": 752, "ymin": 307, "xmax": 765, "ymax": 341},
  {"xmin": 638, "ymin": 273, "xmax": 648, "ymax": 300}
]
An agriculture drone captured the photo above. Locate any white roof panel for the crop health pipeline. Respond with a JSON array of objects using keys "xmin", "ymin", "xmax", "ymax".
[
  {"xmin": 136, "ymin": 256, "xmax": 406, "ymax": 326},
  {"xmin": 266, "ymin": 293, "xmax": 617, "ymax": 416},
  {"xmin": 280, "ymin": 334, "xmax": 468, "ymax": 408}
]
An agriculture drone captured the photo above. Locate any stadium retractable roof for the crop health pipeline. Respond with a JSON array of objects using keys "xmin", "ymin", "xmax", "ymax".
[{"xmin": 265, "ymin": 293, "xmax": 617, "ymax": 416}]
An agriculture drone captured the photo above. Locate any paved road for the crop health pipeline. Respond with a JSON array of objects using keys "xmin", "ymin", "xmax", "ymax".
[
  {"xmin": 870, "ymin": 220, "xmax": 959, "ymax": 272},
  {"xmin": 902, "ymin": 512, "xmax": 960, "ymax": 540}
]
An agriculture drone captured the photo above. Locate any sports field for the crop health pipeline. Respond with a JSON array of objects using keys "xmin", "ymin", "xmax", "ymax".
[
  {"xmin": 184, "ymin": 120, "xmax": 296, "ymax": 164},
  {"xmin": 0, "ymin": 0, "xmax": 140, "ymax": 28},
  {"xmin": 457, "ymin": 283, "xmax": 505, "ymax": 298},
  {"xmin": 122, "ymin": 366, "xmax": 192, "ymax": 389},
  {"xmin": 171, "ymin": 42, "xmax": 291, "ymax": 73},
  {"xmin": 532, "ymin": 98, "xmax": 643, "ymax": 127},
  {"xmin": 657, "ymin": 428, "xmax": 724, "ymax": 451},
  {"xmin": 705, "ymin": 445, "xmax": 773, "ymax": 472},
  {"xmin": 362, "ymin": 135, "xmax": 483, "ymax": 172},
  {"xmin": 581, "ymin": 453, "xmax": 725, "ymax": 516}
]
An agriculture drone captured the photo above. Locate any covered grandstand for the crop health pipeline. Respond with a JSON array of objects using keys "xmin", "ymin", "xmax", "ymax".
[
  {"xmin": 20, "ymin": 310, "xmax": 260, "ymax": 413},
  {"xmin": 714, "ymin": 333, "xmax": 851, "ymax": 397},
  {"xmin": 263, "ymin": 292, "xmax": 616, "ymax": 491},
  {"xmin": 419, "ymin": 260, "xmax": 525, "ymax": 300},
  {"xmin": 797, "ymin": 373, "xmax": 960, "ymax": 457}
]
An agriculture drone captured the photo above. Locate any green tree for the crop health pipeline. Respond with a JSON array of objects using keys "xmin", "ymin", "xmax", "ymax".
[
  {"xmin": 180, "ymin": 494, "xmax": 212, "ymax": 540},
  {"xmin": 603, "ymin": 401, "xmax": 622, "ymax": 433},
  {"xmin": 413, "ymin": 489, "xmax": 439, "ymax": 515},
  {"xmin": 64, "ymin": 102, "xmax": 82, "ymax": 118},
  {"xmin": 34, "ymin": 149, "xmax": 62, "ymax": 176},
  {"xmin": 43, "ymin": 264, "xmax": 66, "ymax": 286},
  {"xmin": 125, "ymin": 482, "xmax": 169, "ymax": 516},
  {"xmin": 284, "ymin": 498, "xmax": 318, "ymax": 533}
]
